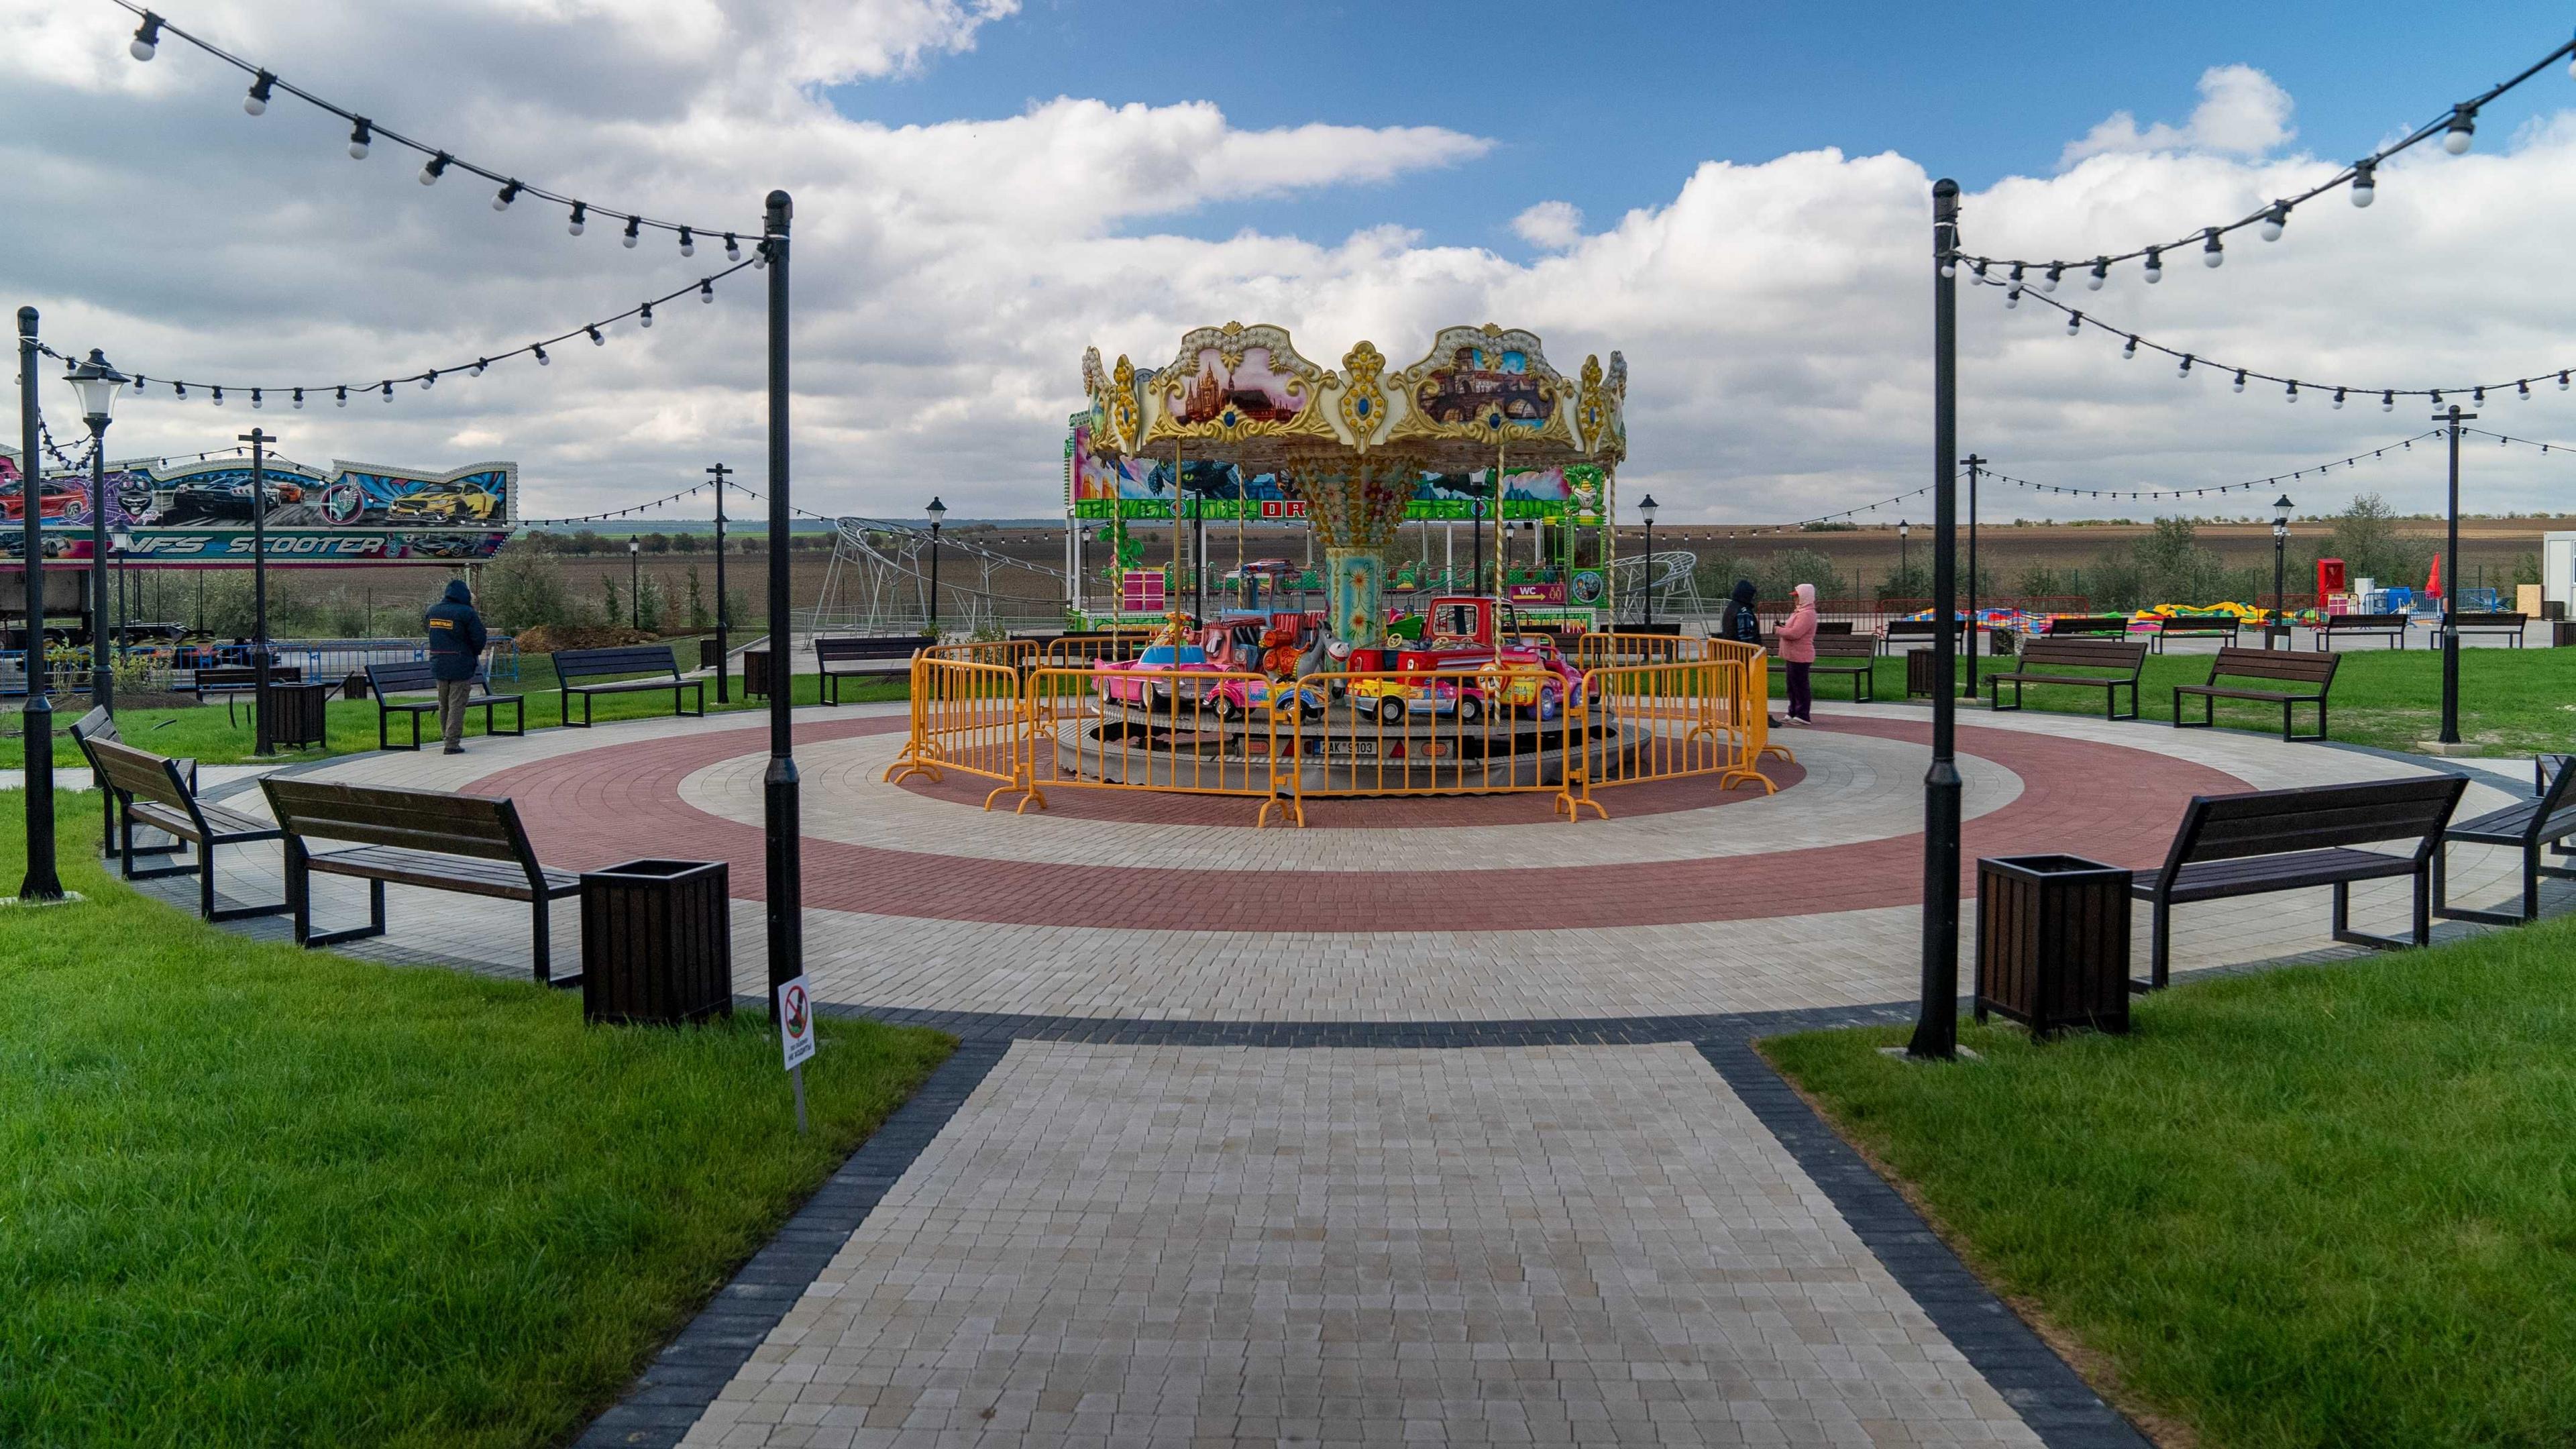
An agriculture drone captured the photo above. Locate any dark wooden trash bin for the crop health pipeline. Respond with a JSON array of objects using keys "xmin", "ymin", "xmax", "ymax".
[
  {"xmin": 741, "ymin": 647, "xmax": 772, "ymax": 699},
  {"xmin": 261, "ymin": 680, "xmax": 331, "ymax": 749},
  {"xmin": 579, "ymin": 858, "xmax": 733, "ymax": 1026},
  {"xmin": 1904, "ymin": 647, "xmax": 1945, "ymax": 698},
  {"xmin": 1976, "ymin": 853, "xmax": 2133, "ymax": 1037}
]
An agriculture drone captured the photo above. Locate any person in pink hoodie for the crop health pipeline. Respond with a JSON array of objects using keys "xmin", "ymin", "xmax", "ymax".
[{"xmin": 1775, "ymin": 582, "xmax": 1820, "ymax": 725}]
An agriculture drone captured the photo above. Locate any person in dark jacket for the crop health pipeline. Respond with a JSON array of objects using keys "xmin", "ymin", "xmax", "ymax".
[
  {"xmin": 1719, "ymin": 579, "xmax": 1762, "ymax": 647},
  {"xmin": 424, "ymin": 578, "xmax": 488, "ymax": 755}
]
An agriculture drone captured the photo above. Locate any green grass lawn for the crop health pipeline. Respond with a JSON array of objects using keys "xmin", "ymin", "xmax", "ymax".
[
  {"xmin": 1765, "ymin": 917, "xmax": 2576, "ymax": 1448},
  {"xmin": 0, "ymin": 794, "xmax": 951, "ymax": 1448},
  {"xmin": 1796, "ymin": 644, "xmax": 2576, "ymax": 756},
  {"xmin": 7, "ymin": 663, "xmax": 910, "ymax": 768}
]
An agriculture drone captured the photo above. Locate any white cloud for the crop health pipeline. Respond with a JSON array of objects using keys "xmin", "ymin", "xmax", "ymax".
[
  {"xmin": 2061, "ymin": 64, "xmax": 2295, "ymax": 168},
  {"xmin": 7, "ymin": 5, "xmax": 2575, "ymax": 533},
  {"xmin": 1511, "ymin": 200, "xmax": 1584, "ymax": 251}
]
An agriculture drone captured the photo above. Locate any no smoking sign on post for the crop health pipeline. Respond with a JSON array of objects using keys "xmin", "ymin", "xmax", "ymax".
[{"xmin": 777, "ymin": 975, "xmax": 814, "ymax": 1131}]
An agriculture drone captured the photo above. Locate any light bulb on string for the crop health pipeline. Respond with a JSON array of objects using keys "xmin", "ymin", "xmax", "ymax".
[
  {"xmin": 2332, "ymin": 387, "xmax": 2346, "ymax": 409},
  {"xmin": 420, "ymin": 372, "xmax": 435, "ymax": 390},
  {"xmin": 534, "ymin": 345, "xmax": 550, "ymax": 366},
  {"xmin": 494, "ymin": 180, "xmax": 521, "ymax": 211},
  {"xmin": 700, "ymin": 279, "xmax": 714, "ymax": 304},
  {"xmin": 568, "ymin": 202, "xmax": 587, "ymax": 236},
  {"xmin": 2202, "ymin": 228, "xmax": 2224, "ymax": 267},
  {"xmin": 751, "ymin": 242, "xmax": 767, "ymax": 270},
  {"xmin": 2065, "ymin": 311, "xmax": 2082, "ymax": 335},
  {"xmin": 2286, "ymin": 381, "xmax": 2299, "ymax": 403},
  {"xmin": 639, "ymin": 303, "xmax": 653, "ymax": 329},
  {"xmin": 2233, "ymin": 370, "xmax": 2247, "ymax": 393},
  {"xmin": 2123, "ymin": 335, "xmax": 2138, "ymax": 359},
  {"xmin": 2087, "ymin": 257, "xmax": 2108, "ymax": 290},
  {"xmin": 724, "ymin": 233, "xmax": 741, "ymax": 262},
  {"xmin": 347, "ymin": 118, "xmax": 372, "ymax": 160},
  {"xmin": 623, "ymin": 217, "xmax": 641, "ymax": 248},
  {"xmin": 2178, "ymin": 354, "xmax": 2194, "ymax": 378},
  {"xmin": 2260, "ymin": 202, "xmax": 2288, "ymax": 241},
  {"xmin": 2445, "ymin": 106, "xmax": 2477, "ymax": 154},
  {"xmin": 291, "ymin": 388, "xmax": 304, "ymax": 409},
  {"xmin": 2473, "ymin": 386, "xmax": 2486, "ymax": 405},
  {"xmin": 335, "ymin": 386, "xmax": 347, "ymax": 407},
  {"xmin": 128, "ymin": 14, "xmax": 160, "ymax": 60},
  {"xmin": 2042, "ymin": 263, "xmax": 2061, "ymax": 292},
  {"xmin": 421, "ymin": 152, "xmax": 449, "ymax": 185},
  {"xmin": 586, "ymin": 325, "xmax": 605, "ymax": 347},
  {"xmin": 2143, "ymin": 246, "xmax": 2163, "ymax": 283},
  {"xmin": 2004, "ymin": 284, "xmax": 2021, "ymax": 309},
  {"xmin": 211, "ymin": 387, "xmax": 225, "ymax": 407},
  {"xmin": 250, "ymin": 388, "xmax": 262, "ymax": 409},
  {"xmin": 2432, "ymin": 389, "xmax": 2444, "ymax": 406},
  {"xmin": 244, "ymin": 71, "xmax": 274, "ymax": 115},
  {"xmin": 2382, "ymin": 390, "xmax": 2395, "ymax": 411},
  {"xmin": 471, "ymin": 358, "xmax": 488, "ymax": 376},
  {"xmin": 2519, "ymin": 380, "xmax": 2531, "ymax": 400},
  {"xmin": 380, "ymin": 381, "xmax": 393, "ymax": 402},
  {"xmin": 678, "ymin": 227, "xmax": 695, "ymax": 258},
  {"xmin": 2562, "ymin": 372, "xmax": 2571, "ymax": 390},
  {"xmin": 2351, "ymin": 159, "xmax": 2376, "ymax": 207}
]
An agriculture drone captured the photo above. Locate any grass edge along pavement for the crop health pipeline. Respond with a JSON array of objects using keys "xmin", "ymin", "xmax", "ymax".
[
  {"xmin": 1850, "ymin": 644, "xmax": 2576, "ymax": 757},
  {"xmin": 0, "ymin": 792, "xmax": 953, "ymax": 1449},
  {"xmin": 1762, "ymin": 914, "xmax": 2576, "ymax": 1449},
  {"xmin": 7, "ymin": 664, "xmax": 909, "ymax": 768}
]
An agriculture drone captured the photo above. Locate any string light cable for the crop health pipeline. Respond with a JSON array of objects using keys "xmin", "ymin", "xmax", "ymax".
[
  {"xmin": 2461, "ymin": 425, "xmax": 2576, "ymax": 455},
  {"xmin": 1947, "ymin": 28, "xmax": 2576, "ymax": 288},
  {"xmin": 1977, "ymin": 431, "xmax": 2443, "ymax": 500},
  {"xmin": 40, "ymin": 255, "xmax": 759, "ymax": 409},
  {"xmin": 110, "ymin": 1, "xmax": 768, "ymax": 250},
  {"xmin": 1976, "ymin": 282, "xmax": 2576, "ymax": 409}
]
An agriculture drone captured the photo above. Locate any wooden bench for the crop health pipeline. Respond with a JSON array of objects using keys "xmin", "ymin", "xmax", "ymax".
[
  {"xmin": 1983, "ymin": 638, "xmax": 2147, "ymax": 720},
  {"xmin": 814, "ymin": 635, "xmax": 921, "ymax": 704},
  {"xmin": 189, "ymin": 663, "xmax": 304, "ymax": 724},
  {"xmin": 1879, "ymin": 618, "xmax": 1964, "ymax": 654},
  {"xmin": 2131, "ymin": 775, "xmax": 2467, "ymax": 989},
  {"xmin": 553, "ymin": 644, "xmax": 705, "ymax": 727},
  {"xmin": 2150, "ymin": 614, "xmax": 2241, "ymax": 652},
  {"xmin": 1767, "ymin": 633, "xmax": 1877, "ymax": 701},
  {"xmin": 2315, "ymin": 612, "xmax": 2411, "ymax": 650},
  {"xmin": 365, "ymin": 660, "xmax": 526, "ymax": 751},
  {"xmin": 2449, "ymin": 610, "xmax": 2528, "ymax": 646},
  {"xmin": 2044, "ymin": 615, "xmax": 2133, "ymax": 637},
  {"xmin": 2432, "ymin": 754, "xmax": 2576, "ymax": 924},
  {"xmin": 68, "ymin": 706, "xmax": 193, "ymax": 863},
  {"xmin": 259, "ymin": 777, "xmax": 583, "ymax": 987},
  {"xmin": 77, "ymin": 735, "xmax": 287, "ymax": 921},
  {"xmin": 2173, "ymin": 647, "xmax": 2341, "ymax": 742}
]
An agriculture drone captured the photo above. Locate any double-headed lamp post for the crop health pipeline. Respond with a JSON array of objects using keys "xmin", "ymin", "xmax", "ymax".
[
  {"xmin": 2270, "ymin": 494, "xmax": 2293, "ymax": 649},
  {"xmin": 64, "ymin": 350, "xmax": 128, "ymax": 713},
  {"xmin": 924, "ymin": 496, "xmax": 946, "ymax": 637},
  {"xmin": 1637, "ymin": 494, "xmax": 1659, "ymax": 627}
]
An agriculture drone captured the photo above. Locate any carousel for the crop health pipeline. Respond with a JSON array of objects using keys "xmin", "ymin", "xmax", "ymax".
[{"xmin": 1049, "ymin": 321, "xmax": 1648, "ymax": 800}]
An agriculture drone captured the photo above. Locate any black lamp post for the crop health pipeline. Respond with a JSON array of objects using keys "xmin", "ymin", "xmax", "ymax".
[
  {"xmin": 924, "ymin": 495, "xmax": 946, "ymax": 636},
  {"xmin": 1962, "ymin": 455, "xmax": 1984, "ymax": 698},
  {"xmin": 241, "ymin": 427, "xmax": 275, "ymax": 755},
  {"xmin": 2435, "ymin": 405, "xmax": 2472, "ymax": 745},
  {"xmin": 2269, "ymin": 494, "xmax": 2293, "ymax": 649},
  {"xmin": 628, "ymin": 537, "xmax": 641, "ymax": 629},
  {"xmin": 708, "ymin": 461, "xmax": 731, "ymax": 702},
  {"xmin": 759, "ymin": 190, "xmax": 801, "ymax": 1025},
  {"xmin": 1898, "ymin": 519, "xmax": 1911, "ymax": 593},
  {"xmin": 13, "ymin": 307, "xmax": 64, "ymax": 904},
  {"xmin": 64, "ymin": 349, "xmax": 127, "ymax": 714},
  {"xmin": 1909, "ymin": 176, "xmax": 1964, "ymax": 1062},
  {"xmin": 1637, "ymin": 493, "xmax": 1659, "ymax": 628}
]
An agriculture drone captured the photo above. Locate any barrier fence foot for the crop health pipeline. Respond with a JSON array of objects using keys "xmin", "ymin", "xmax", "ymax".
[
  {"xmin": 1721, "ymin": 766, "xmax": 1778, "ymax": 795},
  {"xmin": 882, "ymin": 751, "xmax": 943, "ymax": 786},
  {"xmin": 1759, "ymin": 743, "xmax": 1796, "ymax": 765},
  {"xmin": 1255, "ymin": 794, "xmax": 1305, "ymax": 829}
]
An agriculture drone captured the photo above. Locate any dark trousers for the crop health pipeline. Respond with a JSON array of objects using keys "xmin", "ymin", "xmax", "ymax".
[{"xmin": 1785, "ymin": 662, "xmax": 1813, "ymax": 721}]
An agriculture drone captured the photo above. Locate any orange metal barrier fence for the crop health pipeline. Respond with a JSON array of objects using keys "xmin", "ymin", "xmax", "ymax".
[
  {"xmin": 883, "ymin": 657, "xmax": 1033, "ymax": 809},
  {"xmin": 1022, "ymin": 665, "xmax": 1287, "ymax": 816},
  {"xmin": 920, "ymin": 639, "xmax": 1037, "ymax": 668}
]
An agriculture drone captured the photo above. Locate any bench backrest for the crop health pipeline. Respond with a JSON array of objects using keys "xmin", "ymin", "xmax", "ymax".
[
  {"xmin": 2013, "ymin": 638, "xmax": 2147, "ymax": 676},
  {"xmin": 2204, "ymin": 645, "xmax": 2339, "ymax": 690},
  {"xmin": 82, "ymin": 735, "xmax": 196, "ymax": 816},
  {"xmin": 367, "ymin": 659, "xmax": 481, "ymax": 698},
  {"xmin": 2157, "ymin": 776, "xmax": 2467, "ymax": 887},
  {"xmin": 814, "ymin": 635, "xmax": 920, "ymax": 663},
  {"xmin": 2453, "ymin": 612, "xmax": 2526, "ymax": 628},
  {"xmin": 195, "ymin": 663, "xmax": 303, "ymax": 687},
  {"xmin": 1805, "ymin": 634, "xmax": 1878, "ymax": 659},
  {"xmin": 2046, "ymin": 616, "xmax": 2132, "ymax": 635},
  {"xmin": 553, "ymin": 645, "xmax": 680, "ymax": 684},
  {"xmin": 1886, "ymin": 619, "xmax": 1963, "ymax": 638},
  {"xmin": 68, "ymin": 705, "xmax": 118, "ymax": 751},
  {"xmin": 2158, "ymin": 614, "xmax": 2239, "ymax": 633},
  {"xmin": 259, "ymin": 777, "xmax": 540, "ymax": 873},
  {"xmin": 2324, "ymin": 612, "xmax": 2408, "ymax": 630},
  {"xmin": 2524, "ymin": 753, "xmax": 2576, "ymax": 843}
]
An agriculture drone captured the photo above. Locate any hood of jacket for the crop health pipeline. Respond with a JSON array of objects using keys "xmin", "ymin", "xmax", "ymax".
[
  {"xmin": 1792, "ymin": 583, "xmax": 1816, "ymax": 608},
  {"xmin": 441, "ymin": 579, "xmax": 473, "ymax": 606},
  {"xmin": 1729, "ymin": 579, "xmax": 1756, "ymax": 607}
]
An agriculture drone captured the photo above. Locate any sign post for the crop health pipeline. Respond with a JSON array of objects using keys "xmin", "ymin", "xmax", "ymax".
[{"xmin": 776, "ymin": 973, "xmax": 814, "ymax": 1133}]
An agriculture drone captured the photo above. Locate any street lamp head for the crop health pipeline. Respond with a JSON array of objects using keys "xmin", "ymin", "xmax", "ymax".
[
  {"xmin": 925, "ymin": 495, "xmax": 947, "ymax": 526},
  {"xmin": 1637, "ymin": 493, "xmax": 1659, "ymax": 525},
  {"xmin": 64, "ymin": 348, "xmax": 129, "ymax": 427},
  {"xmin": 1898, "ymin": 519, "xmax": 1910, "ymax": 539},
  {"xmin": 629, "ymin": 538, "xmax": 639, "ymax": 555},
  {"xmin": 2272, "ymin": 493, "xmax": 2293, "ymax": 527}
]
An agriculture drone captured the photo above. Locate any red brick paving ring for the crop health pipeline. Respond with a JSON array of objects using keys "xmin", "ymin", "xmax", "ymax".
[{"xmin": 466, "ymin": 716, "xmax": 2248, "ymax": 932}]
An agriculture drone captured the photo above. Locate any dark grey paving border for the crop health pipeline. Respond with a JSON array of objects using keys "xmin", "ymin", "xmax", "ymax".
[
  {"xmin": 1695, "ymin": 1035, "xmax": 2151, "ymax": 1449},
  {"xmin": 570, "ymin": 1038, "xmax": 1008, "ymax": 1449}
]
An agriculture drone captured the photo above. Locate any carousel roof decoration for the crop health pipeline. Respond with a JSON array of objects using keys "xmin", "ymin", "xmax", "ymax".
[{"xmin": 1079, "ymin": 322, "xmax": 1626, "ymax": 474}]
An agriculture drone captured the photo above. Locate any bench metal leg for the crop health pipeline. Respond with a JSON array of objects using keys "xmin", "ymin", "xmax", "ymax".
[
  {"xmin": 2438, "ymin": 839, "xmax": 2555, "ymax": 926},
  {"xmin": 301, "ymin": 877, "xmax": 388, "ymax": 949},
  {"xmin": 199, "ymin": 841, "xmax": 290, "ymax": 923},
  {"xmin": 531, "ymin": 898, "xmax": 577, "ymax": 989},
  {"xmin": 2131, "ymin": 900, "xmax": 2171, "ymax": 992},
  {"xmin": 2330, "ymin": 878, "xmax": 2423, "ymax": 952}
]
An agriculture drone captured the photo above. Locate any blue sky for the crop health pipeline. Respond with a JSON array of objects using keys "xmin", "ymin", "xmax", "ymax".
[{"xmin": 831, "ymin": 0, "xmax": 2576, "ymax": 254}]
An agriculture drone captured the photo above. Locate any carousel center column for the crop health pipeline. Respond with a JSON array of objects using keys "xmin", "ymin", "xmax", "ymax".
[{"xmin": 1295, "ymin": 458, "xmax": 1412, "ymax": 649}]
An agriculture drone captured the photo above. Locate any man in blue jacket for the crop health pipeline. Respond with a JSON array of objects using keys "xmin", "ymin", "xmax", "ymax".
[{"xmin": 424, "ymin": 578, "xmax": 488, "ymax": 755}]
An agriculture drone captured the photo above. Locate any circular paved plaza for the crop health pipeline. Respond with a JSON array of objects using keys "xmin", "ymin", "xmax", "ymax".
[{"xmin": 189, "ymin": 698, "xmax": 2545, "ymax": 1448}]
